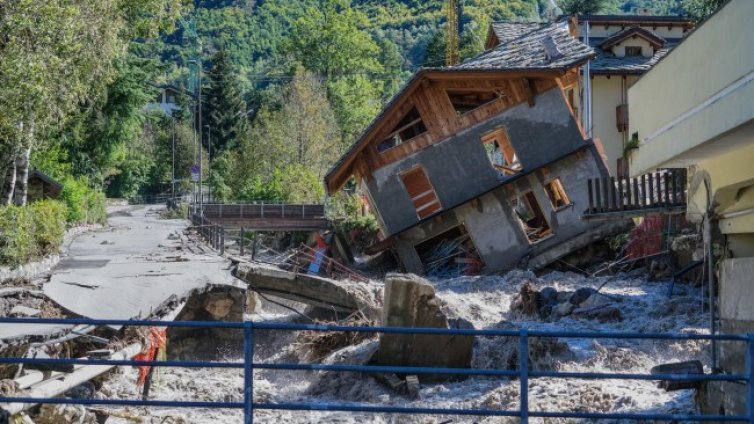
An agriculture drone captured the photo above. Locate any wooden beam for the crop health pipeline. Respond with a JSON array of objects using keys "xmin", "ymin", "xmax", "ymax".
[{"xmin": 521, "ymin": 78, "xmax": 535, "ymax": 107}]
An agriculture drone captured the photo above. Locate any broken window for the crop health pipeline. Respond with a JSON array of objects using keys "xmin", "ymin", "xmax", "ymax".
[
  {"xmin": 415, "ymin": 225, "xmax": 483, "ymax": 277},
  {"xmin": 512, "ymin": 191, "xmax": 552, "ymax": 243},
  {"xmin": 377, "ymin": 106, "xmax": 427, "ymax": 152},
  {"xmin": 400, "ymin": 166, "xmax": 442, "ymax": 219},
  {"xmin": 446, "ymin": 90, "xmax": 502, "ymax": 116},
  {"xmin": 481, "ymin": 128, "xmax": 522, "ymax": 175},
  {"xmin": 544, "ymin": 178, "xmax": 570, "ymax": 209}
]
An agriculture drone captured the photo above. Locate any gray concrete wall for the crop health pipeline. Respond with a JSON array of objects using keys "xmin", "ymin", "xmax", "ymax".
[
  {"xmin": 366, "ymin": 88, "xmax": 589, "ymax": 236},
  {"xmin": 395, "ymin": 146, "xmax": 618, "ymax": 274},
  {"xmin": 700, "ymin": 257, "xmax": 754, "ymax": 416}
]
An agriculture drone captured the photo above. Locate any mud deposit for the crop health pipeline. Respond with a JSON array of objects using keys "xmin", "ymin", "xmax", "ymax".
[{"xmin": 102, "ymin": 270, "xmax": 708, "ymax": 423}]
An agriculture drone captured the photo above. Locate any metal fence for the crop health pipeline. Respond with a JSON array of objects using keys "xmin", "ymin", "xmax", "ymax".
[{"xmin": 1, "ymin": 317, "xmax": 752, "ymax": 424}]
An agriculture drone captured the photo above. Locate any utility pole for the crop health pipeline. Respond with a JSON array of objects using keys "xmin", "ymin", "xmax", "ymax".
[
  {"xmin": 205, "ymin": 124, "xmax": 211, "ymax": 203},
  {"xmin": 445, "ymin": 0, "xmax": 461, "ymax": 66},
  {"xmin": 171, "ymin": 113, "xmax": 176, "ymax": 204}
]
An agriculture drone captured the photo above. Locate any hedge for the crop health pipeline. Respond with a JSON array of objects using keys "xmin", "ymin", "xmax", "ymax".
[{"xmin": 0, "ymin": 200, "xmax": 67, "ymax": 266}]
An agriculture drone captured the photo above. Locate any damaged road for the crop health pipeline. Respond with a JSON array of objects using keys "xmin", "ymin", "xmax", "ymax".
[{"xmin": 43, "ymin": 205, "xmax": 238, "ymax": 325}]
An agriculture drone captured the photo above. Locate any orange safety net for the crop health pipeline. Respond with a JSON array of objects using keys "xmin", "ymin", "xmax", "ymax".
[
  {"xmin": 134, "ymin": 327, "xmax": 167, "ymax": 387},
  {"xmin": 626, "ymin": 215, "xmax": 664, "ymax": 259}
]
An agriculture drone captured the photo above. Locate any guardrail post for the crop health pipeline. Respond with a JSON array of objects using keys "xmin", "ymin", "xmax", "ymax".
[
  {"xmin": 748, "ymin": 333, "xmax": 754, "ymax": 424},
  {"xmin": 244, "ymin": 321, "xmax": 254, "ymax": 424},
  {"xmin": 519, "ymin": 328, "xmax": 529, "ymax": 424},
  {"xmin": 220, "ymin": 227, "xmax": 225, "ymax": 256},
  {"xmin": 240, "ymin": 227, "xmax": 245, "ymax": 256}
]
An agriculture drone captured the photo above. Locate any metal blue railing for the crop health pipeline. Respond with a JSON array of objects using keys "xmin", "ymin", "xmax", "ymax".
[{"xmin": 1, "ymin": 316, "xmax": 753, "ymax": 423}]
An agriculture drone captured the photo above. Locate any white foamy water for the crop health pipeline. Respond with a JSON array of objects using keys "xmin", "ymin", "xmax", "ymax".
[{"xmin": 103, "ymin": 270, "xmax": 709, "ymax": 423}]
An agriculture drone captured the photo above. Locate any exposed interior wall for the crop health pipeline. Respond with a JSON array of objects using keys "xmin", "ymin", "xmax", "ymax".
[
  {"xmin": 394, "ymin": 146, "xmax": 615, "ymax": 274},
  {"xmin": 364, "ymin": 88, "xmax": 588, "ymax": 236}
]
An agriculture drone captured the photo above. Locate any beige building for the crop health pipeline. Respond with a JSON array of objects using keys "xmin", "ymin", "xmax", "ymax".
[
  {"xmin": 572, "ymin": 15, "xmax": 693, "ymax": 176},
  {"xmin": 485, "ymin": 15, "xmax": 693, "ymax": 177},
  {"xmin": 628, "ymin": 0, "xmax": 754, "ymax": 415}
]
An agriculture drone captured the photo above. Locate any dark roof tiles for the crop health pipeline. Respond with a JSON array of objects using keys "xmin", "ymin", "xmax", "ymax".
[{"xmin": 458, "ymin": 20, "xmax": 594, "ymax": 71}]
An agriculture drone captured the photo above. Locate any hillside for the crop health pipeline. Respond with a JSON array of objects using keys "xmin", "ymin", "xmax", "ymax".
[{"xmin": 148, "ymin": 0, "xmax": 685, "ymax": 91}]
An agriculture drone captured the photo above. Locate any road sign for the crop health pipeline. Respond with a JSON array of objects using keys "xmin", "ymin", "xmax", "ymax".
[{"xmin": 190, "ymin": 164, "xmax": 200, "ymax": 182}]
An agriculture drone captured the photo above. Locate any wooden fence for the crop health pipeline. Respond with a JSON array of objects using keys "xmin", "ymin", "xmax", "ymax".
[{"xmin": 584, "ymin": 169, "xmax": 687, "ymax": 217}]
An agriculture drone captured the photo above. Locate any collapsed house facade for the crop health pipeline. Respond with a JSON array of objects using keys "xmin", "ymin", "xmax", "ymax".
[{"xmin": 325, "ymin": 20, "xmax": 626, "ymax": 276}]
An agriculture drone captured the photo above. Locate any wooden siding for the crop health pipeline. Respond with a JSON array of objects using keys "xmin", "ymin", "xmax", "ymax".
[{"xmin": 361, "ymin": 76, "xmax": 561, "ymax": 174}]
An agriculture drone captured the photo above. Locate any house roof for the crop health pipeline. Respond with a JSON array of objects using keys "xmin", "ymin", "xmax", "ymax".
[
  {"xmin": 30, "ymin": 169, "xmax": 63, "ymax": 191},
  {"xmin": 599, "ymin": 26, "xmax": 667, "ymax": 49},
  {"xmin": 575, "ymin": 14, "xmax": 694, "ymax": 27},
  {"xmin": 460, "ymin": 20, "xmax": 594, "ymax": 71}
]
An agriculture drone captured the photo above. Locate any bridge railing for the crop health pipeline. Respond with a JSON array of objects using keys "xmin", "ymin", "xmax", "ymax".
[
  {"xmin": 198, "ymin": 203, "xmax": 326, "ymax": 220},
  {"xmin": 0, "ymin": 316, "xmax": 751, "ymax": 424}
]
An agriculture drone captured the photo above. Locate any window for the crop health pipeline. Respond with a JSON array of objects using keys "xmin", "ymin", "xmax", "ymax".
[
  {"xmin": 400, "ymin": 167, "xmax": 442, "ymax": 219},
  {"xmin": 415, "ymin": 225, "xmax": 483, "ymax": 276},
  {"xmin": 377, "ymin": 107, "xmax": 427, "ymax": 152},
  {"xmin": 446, "ymin": 89, "xmax": 502, "ymax": 116},
  {"xmin": 544, "ymin": 178, "xmax": 570, "ymax": 209},
  {"xmin": 481, "ymin": 128, "xmax": 521, "ymax": 175},
  {"xmin": 512, "ymin": 192, "xmax": 552, "ymax": 243},
  {"xmin": 625, "ymin": 46, "xmax": 642, "ymax": 56}
]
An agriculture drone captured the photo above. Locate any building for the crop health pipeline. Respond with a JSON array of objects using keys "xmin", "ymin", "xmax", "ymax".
[
  {"xmin": 627, "ymin": 0, "xmax": 754, "ymax": 415},
  {"xmin": 146, "ymin": 84, "xmax": 182, "ymax": 117},
  {"xmin": 486, "ymin": 15, "xmax": 693, "ymax": 176},
  {"xmin": 325, "ymin": 22, "xmax": 626, "ymax": 276},
  {"xmin": 27, "ymin": 169, "xmax": 62, "ymax": 202}
]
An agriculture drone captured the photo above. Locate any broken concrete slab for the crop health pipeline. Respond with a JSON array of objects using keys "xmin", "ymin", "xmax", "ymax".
[
  {"xmin": 10, "ymin": 305, "xmax": 41, "ymax": 317},
  {"xmin": 233, "ymin": 261, "xmax": 381, "ymax": 318},
  {"xmin": 44, "ymin": 205, "xmax": 236, "ymax": 327},
  {"xmin": 372, "ymin": 273, "xmax": 473, "ymax": 382}
]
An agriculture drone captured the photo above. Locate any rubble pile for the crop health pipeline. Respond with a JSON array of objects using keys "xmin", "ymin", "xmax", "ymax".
[{"xmin": 511, "ymin": 283, "xmax": 623, "ymax": 322}]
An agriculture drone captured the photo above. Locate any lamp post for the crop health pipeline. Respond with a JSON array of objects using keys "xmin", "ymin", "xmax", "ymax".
[
  {"xmin": 188, "ymin": 59, "xmax": 204, "ymax": 215},
  {"xmin": 205, "ymin": 124, "xmax": 211, "ymax": 203}
]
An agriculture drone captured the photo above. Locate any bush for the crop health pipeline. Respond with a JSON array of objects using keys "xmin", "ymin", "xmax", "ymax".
[
  {"xmin": 30, "ymin": 200, "xmax": 67, "ymax": 256},
  {"xmin": 61, "ymin": 176, "xmax": 107, "ymax": 225},
  {"xmin": 0, "ymin": 205, "xmax": 35, "ymax": 266},
  {"xmin": 0, "ymin": 200, "xmax": 67, "ymax": 266}
]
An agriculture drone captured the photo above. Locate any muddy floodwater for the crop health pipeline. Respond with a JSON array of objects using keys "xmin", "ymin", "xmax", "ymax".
[{"xmin": 103, "ymin": 270, "xmax": 709, "ymax": 423}]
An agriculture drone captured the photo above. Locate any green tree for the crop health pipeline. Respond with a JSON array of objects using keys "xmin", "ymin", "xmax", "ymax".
[
  {"xmin": 557, "ymin": 0, "xmax": 606, "ymax": 14},
  {"xmin": 203, "ymin": 47, "xmax": 249, "ymax": 153},
  {"xmin": 682, "ymin": 0, "xmax": 726, "ymax": 21}
]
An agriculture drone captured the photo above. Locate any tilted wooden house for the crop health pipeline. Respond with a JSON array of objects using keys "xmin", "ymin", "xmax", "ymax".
[{"xmin": 325, "ymin": 20, "xmax": 627, "ymax": 276}]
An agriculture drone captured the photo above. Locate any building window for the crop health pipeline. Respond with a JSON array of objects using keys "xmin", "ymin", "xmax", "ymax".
[
  {"xmin": 481, "ymin": 128, "xmax": 521, "ymax": 175},
  {"xmin": 377, "ymin": 106, "xmax": 427, "ymax": 152},
  {"xmin": 544, "ymin": 178, "xmax": 570, "ymax": 209},
  {"xmin": 415, "ymin": 225, "xmax": 484, "ymax": 276},
  {"xmin": 400, "ymin": 166, "xmax": 442, "ymax": 219},
  {"xmin": 446, "ymin": 89, "xmax": 502, "ymax": 116},
  {"xmin": 512, "ymin": 192, "xmax": 552, "ymax": 243},
  {"xmin": 625, "ymin": 46, "xmax": 642, "ymax": 56}
]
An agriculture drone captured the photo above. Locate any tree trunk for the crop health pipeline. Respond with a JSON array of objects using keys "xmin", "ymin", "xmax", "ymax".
[
  {"xmin": 13, "ymin": 144, "xmax": 31, "ymax": 206},
  {"xmin": 1, "ymin": 159, "xmax": 16, "ymax": 206}
]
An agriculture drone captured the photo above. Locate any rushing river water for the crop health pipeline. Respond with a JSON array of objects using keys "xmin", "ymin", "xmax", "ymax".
[{"xmin": 104, "ymin": 270, "xmax": 709, "ymax": 423}]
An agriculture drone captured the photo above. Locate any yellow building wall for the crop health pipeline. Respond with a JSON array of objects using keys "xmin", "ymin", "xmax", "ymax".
[{"xmin": 590, "ymin": 75, "xmax": 639, "ymax": 176}]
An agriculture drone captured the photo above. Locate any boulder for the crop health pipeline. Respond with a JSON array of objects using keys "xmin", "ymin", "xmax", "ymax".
[
  {"xmin": 578, "ymin": 293, "xmax": 611, "ymax": 309},
  {"xmin": 372, "ymin": 273, "xmax": 473, "ymax": 382},
  {"xmin": 553, "ymin": 302, "xmax": 575, "ymax": 317},
  {"xmin": 573, "ymin": 304, "xmax": 623, "ymax": 322},
  {"xmin": 539, "ymin": 287, "xmax": 558, "ymax": 304},
  {"xmin": 569, "ymin": 287, "xmax": 597, "ymax": 305}
]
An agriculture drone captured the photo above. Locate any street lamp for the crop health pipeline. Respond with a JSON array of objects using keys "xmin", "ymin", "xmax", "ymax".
[
  {"xmin": 205, "ymin": 124, "xmax": 211, "ymax": 203},
  {"xmin": 188, "ymin": 59, "xmax": 203, "ymax": 214}
]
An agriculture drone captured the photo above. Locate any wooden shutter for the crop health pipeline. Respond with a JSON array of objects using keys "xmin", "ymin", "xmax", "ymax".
[{"xmin": 400, "ymin": 167, "xmax": 441, "ymax": 219}]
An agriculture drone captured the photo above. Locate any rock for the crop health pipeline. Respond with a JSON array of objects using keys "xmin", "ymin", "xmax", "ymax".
[
  {"xmin": 553, "ymin": 302, "xmax": 575, "ymax": 317},
  {"xmin": 578, "ymin": 293, "xmax": 611, "ymax": 309},
  {"xmin": 670, "ymin": 234, "xmax": 699, "ymax": 269},
  {"xmin": 569, "ymin": 287, "xmax": 597, "ymax": 305},
  {"xmin": 539, "ymin": 287, "xmax": 558, "ymax": 304},
  {"xmin": 573, "ymin": 304, "xmax": 623, "ymax": 322},
  {"xmin": 405, "ymin": 375, "xmax": 420, "ymax": 400},
  {"xmin": 372, "ymin": 273, "xmax": 473, "ymax": 382}
]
